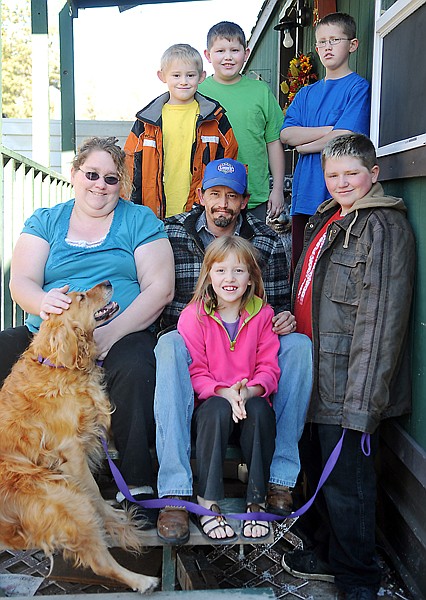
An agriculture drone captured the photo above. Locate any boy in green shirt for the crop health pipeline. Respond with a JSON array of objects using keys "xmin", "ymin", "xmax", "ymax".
[{"xmin": 199, "ymin": 21, "xmax": 285, "ymax": 222}]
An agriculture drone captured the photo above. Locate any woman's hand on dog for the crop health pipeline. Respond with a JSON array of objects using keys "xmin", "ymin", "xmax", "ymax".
[{"xmin": 40, "ymin": 285, "xmax": 71, "ymax": 320}]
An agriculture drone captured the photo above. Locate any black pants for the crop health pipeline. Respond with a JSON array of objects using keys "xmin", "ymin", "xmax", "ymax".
[
  {"xmin": 0, "ymin": 326, "xmax": 33, "ymax": 384},
  {"xmin": 247, "ymin": 201, "xmax": 268, "ymax": 223},
  {"xmin": 193, "ymin": 395, "xmax": 276, "ymax": 504},
  {"xmin": 291, "ymin": 213, "xmax": 310, "ymax": 274},
  {"xmin": 0, "ymin": 326, "xmax": 157, "ymax": 488},
  {"xmin": 299, "ymin": 423, "xmax": 381, "ymax": 593}
]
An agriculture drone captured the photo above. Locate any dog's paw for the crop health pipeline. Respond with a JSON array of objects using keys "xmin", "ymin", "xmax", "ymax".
[{"xmin": 133, "ymin": 574, "xmax": 159, "ymax": 594}]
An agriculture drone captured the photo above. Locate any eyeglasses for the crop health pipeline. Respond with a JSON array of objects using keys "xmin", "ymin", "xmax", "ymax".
[
  {"xmin": 78, "ymin": 168, "xmax": 120, "ymax": 186},
  {"xmin": 315, "ymin": 38, "xmax": 352, "ymax": 48}
]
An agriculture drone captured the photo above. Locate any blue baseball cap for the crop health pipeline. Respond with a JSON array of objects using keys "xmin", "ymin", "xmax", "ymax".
[{"xmin": 202, "ymin": 159, "xmax": 248, "ymax": 195}]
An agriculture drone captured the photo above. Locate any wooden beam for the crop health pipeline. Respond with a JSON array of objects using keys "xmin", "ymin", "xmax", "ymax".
[
  {"xmin": 59, "ymin": 2, "xmax": 76, "ymax": 170},
  {"xmin": 31, "ymin": 0, "xmax": 50, "ymax": 166}
]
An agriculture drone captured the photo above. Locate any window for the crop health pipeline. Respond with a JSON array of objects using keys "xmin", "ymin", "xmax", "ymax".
[{"xmin": 371, "ymin": 0, "xmax": 426, "ymax": 157}]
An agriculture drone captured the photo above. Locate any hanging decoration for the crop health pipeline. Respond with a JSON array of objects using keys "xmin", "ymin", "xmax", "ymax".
[{"xmin": 280, "ymin": 52, "xmax": 317, "ymax": 112}]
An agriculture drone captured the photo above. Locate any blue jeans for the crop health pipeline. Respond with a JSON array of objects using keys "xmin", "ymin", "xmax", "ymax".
[
  {"xmin": 270, "ymin": 331, "xmax": 312, "ymax": 487},
  {"xmin": 154, "ymin": 330, "xmax": 312, "ymax": 497}
]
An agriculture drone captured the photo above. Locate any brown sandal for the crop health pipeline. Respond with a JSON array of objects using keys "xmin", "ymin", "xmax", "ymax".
[
  {"xmin": 242, "ymin": 503, "xmax": 270, "ymax": 540},
  {"xmin": 198, "ymin": 503, "xmax": 237, "ymax": 542}
]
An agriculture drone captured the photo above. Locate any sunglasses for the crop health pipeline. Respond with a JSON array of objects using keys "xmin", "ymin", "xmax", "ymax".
[{"xmin": 78, "ymin": 168, "xmax": 120, "ymax": 186}]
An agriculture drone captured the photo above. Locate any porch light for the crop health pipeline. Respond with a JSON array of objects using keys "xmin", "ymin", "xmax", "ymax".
[{"xmin": 274, "ymin": 4, "xmax": 312, "ymax": 48}]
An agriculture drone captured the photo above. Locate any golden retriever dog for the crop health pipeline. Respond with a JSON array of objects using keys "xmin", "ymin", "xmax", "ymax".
[{"xmin": 0, "ymin": 281, "xmax": 158, "ymax": 593}]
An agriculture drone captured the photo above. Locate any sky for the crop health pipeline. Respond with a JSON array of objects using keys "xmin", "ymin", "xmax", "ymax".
[{"xmin": 48, "ymin": 0, "xmax": 264, "ymax": 121}]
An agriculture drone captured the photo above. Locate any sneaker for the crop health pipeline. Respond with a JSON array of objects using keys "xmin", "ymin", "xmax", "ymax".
[
  {"xmin": 282, "ymin": 549, "xmax": 335, "ymax": 583},
  {"xmin": 127, "ymin": 493, "xmax": 159, "ymax": 530},
  {"xmin": 116, "ymin": 488, "xmax": 159, "ymax": 531},
  {"xmin": 345, "ymin": 587, "xmax": 377, "ymax": 600}
]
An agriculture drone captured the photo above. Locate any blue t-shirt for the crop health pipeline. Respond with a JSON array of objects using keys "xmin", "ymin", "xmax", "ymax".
[
  {"xmin": 282, "ymin": 72, "xmax": 371, "ymax": 216},
  {"xmin": 22, "ymin": 198, "xmax": 167, "ymax": 332}
]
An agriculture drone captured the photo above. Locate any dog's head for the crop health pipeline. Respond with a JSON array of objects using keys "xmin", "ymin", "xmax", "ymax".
[{"xmin": 32, "ymin": 281, "xmax": 119, "ymax": 370}]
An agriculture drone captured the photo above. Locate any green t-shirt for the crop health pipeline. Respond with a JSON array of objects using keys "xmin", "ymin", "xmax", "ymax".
[{"xmin": 199, "ymin": 75, "xmax": 284, "ymax": 209}]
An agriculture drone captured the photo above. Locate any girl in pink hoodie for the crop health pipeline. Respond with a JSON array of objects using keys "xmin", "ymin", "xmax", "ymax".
[{"xmin": 177, "ymin": 236, "xmax": 280, "ymax": 541}]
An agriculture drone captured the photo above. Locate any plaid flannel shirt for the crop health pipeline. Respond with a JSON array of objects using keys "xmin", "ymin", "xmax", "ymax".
[{"xmin": 161, "ymin": 205, "xmax": 290, "ymax": 329}]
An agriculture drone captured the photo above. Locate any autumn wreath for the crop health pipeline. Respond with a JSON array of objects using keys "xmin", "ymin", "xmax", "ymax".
[{"xmin": 280, "ymin": 52, "xmax": 317, "ymax": 112}]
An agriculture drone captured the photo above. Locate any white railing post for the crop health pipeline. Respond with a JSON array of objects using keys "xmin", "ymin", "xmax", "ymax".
[{"xmin": 0, "ymin": 147, "xmax": 72, "ymax": 329}]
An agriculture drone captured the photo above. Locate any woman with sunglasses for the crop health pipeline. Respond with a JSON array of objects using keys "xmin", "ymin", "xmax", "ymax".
[{"xmin": 0, "ymin": 136, "xmax": 175, "ymax": 528}]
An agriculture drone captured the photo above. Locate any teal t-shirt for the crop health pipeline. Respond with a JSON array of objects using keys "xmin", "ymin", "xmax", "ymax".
[
  {"xmin": 22, "ymin": 198, "xmax": 167, "ymax": 332},
  {"xmin": 199, "ymin": 75, "xmax": 284, "ymax": 209}
]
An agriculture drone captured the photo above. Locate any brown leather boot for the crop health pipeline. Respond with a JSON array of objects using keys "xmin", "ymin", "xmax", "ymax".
[
  {"xmin": 266, "ymin": 483, "xmax": 294, "ymax": 516},
  {"xmin": 157, "ymin": 496, "xmax": 190, "ymax": 544}
]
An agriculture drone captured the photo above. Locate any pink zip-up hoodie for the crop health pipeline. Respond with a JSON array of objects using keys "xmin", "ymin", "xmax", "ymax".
[{"xmin": 177, "ymin": 296, "xmax": 280, "ymax": 406}]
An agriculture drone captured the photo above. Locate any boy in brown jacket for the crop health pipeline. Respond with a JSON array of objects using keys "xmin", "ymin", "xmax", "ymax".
[{"xmin": 283, "ymin": 134, "xmax": 415, "ymax": 600}]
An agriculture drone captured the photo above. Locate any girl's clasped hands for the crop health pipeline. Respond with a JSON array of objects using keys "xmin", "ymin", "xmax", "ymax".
[{"xmin": 218, "ymin": 378, "xmax": 266, "ymax": 423}]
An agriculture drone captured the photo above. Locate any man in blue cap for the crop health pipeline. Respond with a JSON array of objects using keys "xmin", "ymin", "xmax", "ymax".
[{"xmin": 154, "ymin": 158, "xmax": 312, "ymax": 543}]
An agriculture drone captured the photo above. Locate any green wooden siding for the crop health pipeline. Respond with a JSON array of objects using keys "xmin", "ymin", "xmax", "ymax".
[
  {"xmin": 384, "ymin": 178, "xmax": 426, "ymax": 450},
  {"xmin": 246, "ymin": 2, "xmax": 426, "ymax": 591},
  {"xmin": 246, "ymin": 14, "xmax": 282, "ymax": 95},
  {"xmin": 336, "ymin": 0, "xmax": 375, "ymax": 80},
  {"xmin": 246, "ymin": 1, "xmax": 376, "ymax": 100}
]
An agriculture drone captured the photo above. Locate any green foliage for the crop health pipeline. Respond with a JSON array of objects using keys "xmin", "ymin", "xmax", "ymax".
[
  {"xmin": 1, "ymin": 0, "xmax": 60, "ymax": 118},
  {"xmin": 2, "ymin": 1, "xmax": 32, "ymax": 117}
]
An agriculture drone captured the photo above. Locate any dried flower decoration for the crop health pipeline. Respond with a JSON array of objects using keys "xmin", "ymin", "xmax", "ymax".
[{"xmin": 280, "ymin": 52, "xmax": 317, "ymax": 112}]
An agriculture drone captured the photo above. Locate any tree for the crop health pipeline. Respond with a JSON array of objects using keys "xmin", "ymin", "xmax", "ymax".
[{"xmin": 1, "ymin": 0, "xmax": 60, "ymax": 118}]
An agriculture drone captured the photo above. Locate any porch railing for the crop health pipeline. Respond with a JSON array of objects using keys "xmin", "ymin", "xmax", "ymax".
[{"xmin": 0, "ymin": 145, "xmax": 73, "ymax": 330}]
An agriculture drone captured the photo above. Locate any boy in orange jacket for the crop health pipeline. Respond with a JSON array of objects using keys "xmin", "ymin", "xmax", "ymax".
[{"xmin": 124, "ymin": 43, "xmax": 238, "ymax": 219}]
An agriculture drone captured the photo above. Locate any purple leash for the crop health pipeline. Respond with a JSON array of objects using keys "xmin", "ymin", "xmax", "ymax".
[{"xmin": 101, "ymin": 428, "xmax": 352, "ymax": 522}]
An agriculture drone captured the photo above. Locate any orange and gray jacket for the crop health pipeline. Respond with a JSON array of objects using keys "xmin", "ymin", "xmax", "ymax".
[{"xmin": 124, "ymin": 92, "xmax": 239, "ymax": 219}]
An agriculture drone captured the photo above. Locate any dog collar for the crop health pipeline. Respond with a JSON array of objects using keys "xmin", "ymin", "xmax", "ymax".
[
  {"xmin": 36, "ymin": 355, "xmax": 104, "ymax": 368},
  {"xmin": 37, "ymin": 355, "xmax": 65, "ymax": 369}
]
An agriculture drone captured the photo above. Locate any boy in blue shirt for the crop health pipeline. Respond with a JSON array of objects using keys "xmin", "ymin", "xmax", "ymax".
[{"xmin": 280, "ymin": 13, "xmax": 370, "ymax": 269}]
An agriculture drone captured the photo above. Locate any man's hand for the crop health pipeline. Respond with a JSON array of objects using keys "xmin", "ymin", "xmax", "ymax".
[{"xmin": 272, "ymin": 310, "xmax": 296, "ymax": 336}]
